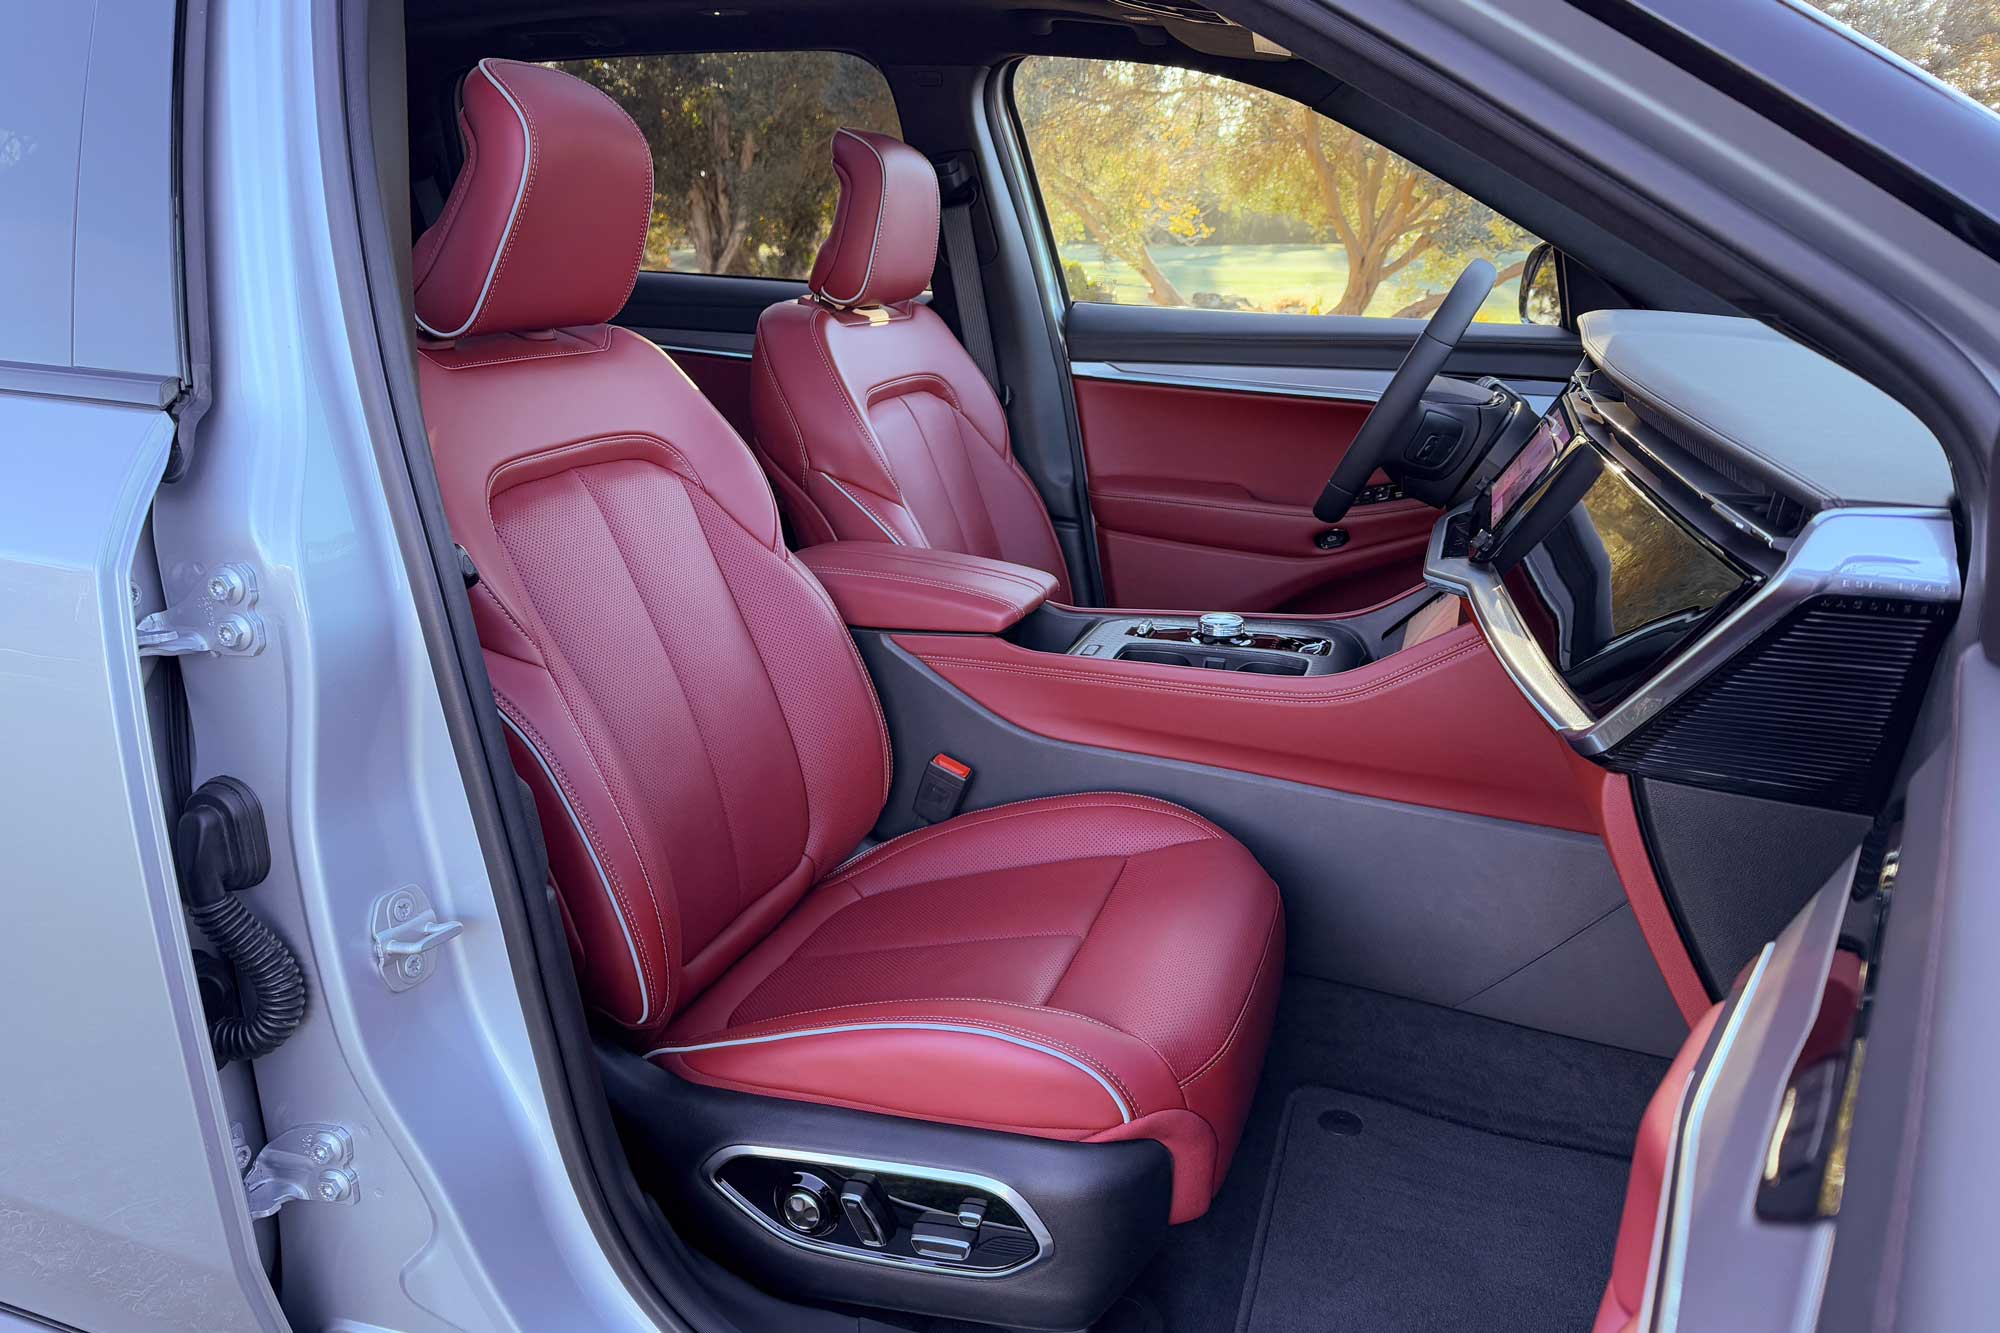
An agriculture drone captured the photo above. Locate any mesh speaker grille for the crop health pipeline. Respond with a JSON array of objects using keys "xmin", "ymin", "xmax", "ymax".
[{"xmin": 1604, "ymin": 595, "xmax": 1951, "ymax": 811}]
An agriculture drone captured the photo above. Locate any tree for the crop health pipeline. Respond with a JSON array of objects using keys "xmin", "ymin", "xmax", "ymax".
[
  {"xmin": 1014, "ymin": 60, "xmax": 1227, "ymax": 306},
  {"xmin": 1817, "ymin": 0, "xmax": 1999, "ymax": 108},
  {"xmin": 558, "ymin": 54, "xmax": 898, "ymax": 276},
  {"xmin": 1222, "ymin": 93, "xmax": 1529, "ymax": 317}
]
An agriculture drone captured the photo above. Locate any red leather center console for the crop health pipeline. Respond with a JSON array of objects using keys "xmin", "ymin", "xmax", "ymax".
[{"xmin": 798, "ymin": 543, "xmax": 1058, "ymax": 634}]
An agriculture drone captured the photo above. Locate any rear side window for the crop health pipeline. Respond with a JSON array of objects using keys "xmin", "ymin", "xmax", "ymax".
[
  {"xmin": 1011, "ymin": 56, "xmax": 1538, "ymax": 322},
  {"xmin": 556, "ymin": 52, "xmax": 900, "ymax": 278}
]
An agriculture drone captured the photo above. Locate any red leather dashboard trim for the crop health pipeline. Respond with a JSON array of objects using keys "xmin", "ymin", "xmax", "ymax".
[
  {"xmin": 798, "ymin": 543, "xmax": 1057, "ymax": 633},
  {"xmin": 897, "ymin": 623, "xmax": 1598, "ymax": 832},
  {"xmin": 1588, "ymin": 772, "xmax": 1713, "ymax": 1025}
]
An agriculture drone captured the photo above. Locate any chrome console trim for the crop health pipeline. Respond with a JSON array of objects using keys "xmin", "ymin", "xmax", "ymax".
[
  {"xmin": 703, "ymin": 1144, "xmax": 1055, "ymax": 1279},
  {"xmin": 1426, "ymin": 502, "xmax": 1960, "ymax": 756}
]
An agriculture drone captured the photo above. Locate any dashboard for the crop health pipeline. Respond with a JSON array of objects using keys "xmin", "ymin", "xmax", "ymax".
[{"xmin": 1427, "ymin": 310, "xmax": 1959, "ymax": 813}]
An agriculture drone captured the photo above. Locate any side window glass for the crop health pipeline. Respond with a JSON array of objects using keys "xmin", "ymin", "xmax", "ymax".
[
  {"xmin": 556, "ymin": 52, "xmax": 900, "ymax": 277},
  {"xmin": 1013, "ymin": 57, "xmax": 1539, "ymax": 322}
]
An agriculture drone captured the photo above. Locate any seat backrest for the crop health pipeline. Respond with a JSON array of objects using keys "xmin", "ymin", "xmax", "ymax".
[
  {"xmin": 750, "ymin": 129, "xmax": 1072, "ymax": 599},
  {"xmin": 413, "ymin": 59, "xmax": 888, "ymax": 1037}
]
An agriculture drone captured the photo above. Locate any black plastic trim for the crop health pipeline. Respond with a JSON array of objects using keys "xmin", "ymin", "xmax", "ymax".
[{"xmin": 601, "ymin": 1046, "xmax": 1170, "ymax": 1332}]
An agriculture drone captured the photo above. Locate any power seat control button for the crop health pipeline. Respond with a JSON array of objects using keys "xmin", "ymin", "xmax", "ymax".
[
  {"xmin": 910, "ymin": 1220, "xmax": 974, "ymax": 1263},
  {"xmin": 778, "ymin": 1171, "xmax": 838, "ymax": 1236},
  {"xmin": 838, "ymin": 1174, "xmax": 893, "ymax": 1248}
]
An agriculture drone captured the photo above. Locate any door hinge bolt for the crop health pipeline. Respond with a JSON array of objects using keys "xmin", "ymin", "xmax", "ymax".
[{"xmin": 137, "ymin": 561, "xmax": 267, "ymax": 658}]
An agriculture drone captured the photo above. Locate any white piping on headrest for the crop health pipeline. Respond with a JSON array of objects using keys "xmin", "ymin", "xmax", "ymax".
[
  {"xmin": 820, "ymin": 129, "xmax": 889, "ymax": 307},
  {"xmin": 416, "ymin": 58, "xmax": 534, "ymax": 339}
]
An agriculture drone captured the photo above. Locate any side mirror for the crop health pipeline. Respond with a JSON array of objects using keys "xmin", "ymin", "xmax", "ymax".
[{"xmin": 1518, "ymin": 242, "xmax": 1564, "ymax": 326}]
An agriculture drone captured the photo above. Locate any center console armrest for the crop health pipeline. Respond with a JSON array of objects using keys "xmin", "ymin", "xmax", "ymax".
[{"xmin": 796, "ymin": 543, "xmax": 1058, "ymax": 633}]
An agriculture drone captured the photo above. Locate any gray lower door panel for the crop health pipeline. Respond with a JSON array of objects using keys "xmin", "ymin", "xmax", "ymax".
[{"xmin": 859, "ymin": 633, "xmax": 1688, "ymax": 1058}]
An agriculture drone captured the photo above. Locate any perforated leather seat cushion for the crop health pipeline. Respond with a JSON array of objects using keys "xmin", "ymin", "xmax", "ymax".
[{"xmin": 658, "ymin": 794, "xmax": 1284, "ymax": 1222}]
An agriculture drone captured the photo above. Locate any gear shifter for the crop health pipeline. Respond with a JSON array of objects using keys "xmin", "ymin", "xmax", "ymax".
[{"xmin": 1197, "ymin": 612, "xmax": 1246, "ymax": 644}]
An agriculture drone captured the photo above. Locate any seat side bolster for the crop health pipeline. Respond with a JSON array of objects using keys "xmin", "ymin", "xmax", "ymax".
[{"xmin": 651, "ymin": 1000, "xmax": 1185, "ymax": 1136}]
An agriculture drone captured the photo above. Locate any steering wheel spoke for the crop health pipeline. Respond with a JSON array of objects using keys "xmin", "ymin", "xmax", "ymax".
[{"xmin": 1314, "ymin": 259, "xmax": 1498, "ymax": 523}]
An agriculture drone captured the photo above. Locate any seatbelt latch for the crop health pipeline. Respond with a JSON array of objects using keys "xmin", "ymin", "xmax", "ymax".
[{"xmin": 913, "ymin": 753, "xmax": 972, "ymax": 824}]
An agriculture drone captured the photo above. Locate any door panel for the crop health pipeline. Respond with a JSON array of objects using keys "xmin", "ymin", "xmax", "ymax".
[
  {"xmin": 1075, "ymin": 374, "xmax": 1436, "ymax": 613},
  {"xmin": 1065, "ymin": 305, "xmax": 1581, "ymax": 613},
  {"xmin": 614, "ymin": 271, "xmax": 797, "ymax": 443}
]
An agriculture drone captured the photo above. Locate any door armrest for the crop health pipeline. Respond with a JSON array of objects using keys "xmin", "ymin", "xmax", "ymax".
[{"xmin": 796, "ymin": 543, "xmax": 1058, "ymax": 633}]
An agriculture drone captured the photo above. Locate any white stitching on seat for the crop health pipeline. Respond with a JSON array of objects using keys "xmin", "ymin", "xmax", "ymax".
[
  {"xmin": 821, "ymin": 474, "xmax": 906, "ymax": 544},
  {"xmin": 497, "ymin": 710, "xmax": 654, "ymax": 1025},
  {"xmin": 416, "ymin": 59, "xmax": 534, "ymax": 339},
  {"xmin": 823, "ymin": 129, "xmax": 890, "ymax": 306},
  {"xmin": 647, "ymin": 1022, "xmax": 1133, "ymax": 1123}
]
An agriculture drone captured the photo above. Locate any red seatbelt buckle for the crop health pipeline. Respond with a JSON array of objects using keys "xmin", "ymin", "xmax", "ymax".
[{"xmin": 913, "ymin": 753, "xmax": 972, "ymax": 824}]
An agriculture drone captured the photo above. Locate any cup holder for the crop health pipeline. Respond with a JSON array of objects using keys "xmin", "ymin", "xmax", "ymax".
[
  {"xmin": 1117, "ymin": 647, "xmax": 1197, "ymax": 668},
  {"xmin": 1233, "ymin": 658, "xmax": 1308, "ymax": 676},
  {"xmin": 1113, "ymin": 645, "xmax": 1311, "ymax": 676}
]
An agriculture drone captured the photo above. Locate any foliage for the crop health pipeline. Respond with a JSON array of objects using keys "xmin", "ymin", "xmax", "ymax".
[
  {"xmin": 1013, "ymin": 60, "xmax": 1233, "ymax": 306},
  {"xmin": 1816, "ymin": 0, "xmax": 1999, "ymax": 109},
  {"xmin": 1016, "ymin": 58, "xmax": 1531, "ymax": 319},
  {"xmin": 557, "ymin": 53, "xmax": 898, "ymax": 277}
]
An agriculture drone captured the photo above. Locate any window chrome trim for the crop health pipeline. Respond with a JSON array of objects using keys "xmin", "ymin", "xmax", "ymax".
[
  {"xmin": 1426, "ymin": 501, "xmax": 1960, "ymax": 755},
  {"xmin": 1070, "ymin": 360, "xmax": 1386, "ymax": 406},
  {"xmin": 647, "ymin": 340, "xmax": 753, "ymax": 362},
  {"xmin": 703, "ymin": 1144, "xmax": 1054, "ymax": 1278}
]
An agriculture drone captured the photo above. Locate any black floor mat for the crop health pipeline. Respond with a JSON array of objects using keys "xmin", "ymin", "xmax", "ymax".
[
  {"xmin": 1234, "ymin": 1089, "xmax": 1627, "ymax": 1333},
  {"xmin": 1134, "ymin": 977, "xmax": 1668, "ymax": 1333}
]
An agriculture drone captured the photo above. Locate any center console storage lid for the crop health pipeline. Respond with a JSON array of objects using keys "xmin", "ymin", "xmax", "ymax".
[{"xmin": 797, "ymin": 543, "xmax": 1058, "ymax": 634}]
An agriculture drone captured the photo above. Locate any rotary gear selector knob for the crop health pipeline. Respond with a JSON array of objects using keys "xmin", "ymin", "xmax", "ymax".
[{"xmin": 1197, "ymin": 611, "xmax": 1246, "ymax": 644}]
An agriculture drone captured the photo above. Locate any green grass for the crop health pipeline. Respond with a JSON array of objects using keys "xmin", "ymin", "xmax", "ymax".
[{"xmin": 1062, "ymin": 242, "xmax": 1528, "ymax": 322}]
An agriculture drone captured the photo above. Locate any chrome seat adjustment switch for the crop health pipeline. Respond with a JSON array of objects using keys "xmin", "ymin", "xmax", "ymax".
[
  {"xmin": 910, "ymin": 1220, "xmax": 973, "ymax": 1262},
  {"xmin": 778, "ymin": 1171, "xmax": 838, "ymax": 1236},
  {"xmin": 838, "ymin": 1173, "xmax": 892, "ymax": 1248}
]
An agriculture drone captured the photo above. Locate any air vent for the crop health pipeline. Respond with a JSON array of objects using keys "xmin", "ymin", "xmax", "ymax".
[
  {"xmin": 1718, "ymin": 489, "xmax": 1808, "ymax": 538},
  {"xmin": 1605, "ymin": 595, "xmax": 1952, "ymax": 811}
]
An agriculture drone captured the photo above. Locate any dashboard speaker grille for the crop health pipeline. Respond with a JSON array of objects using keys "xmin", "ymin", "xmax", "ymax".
[{"xmin": 1604, "ymin": 595, "xmax": 1951, "ymax": 811}]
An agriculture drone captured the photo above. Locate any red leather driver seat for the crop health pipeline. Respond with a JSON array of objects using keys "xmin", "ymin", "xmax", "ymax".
[
  {"xmin": 412, "ymin": 59, "xmax": 1282, "ymax": 1229},
  {"xmin": 749, "ymin": 129, "xmax": 1075, "ymax": 599}
]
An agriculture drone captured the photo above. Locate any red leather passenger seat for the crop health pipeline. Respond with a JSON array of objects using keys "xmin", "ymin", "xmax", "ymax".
[
  {"xmin": 411, "ymin": 59, "xmax": 1281, "ymax": 1225},
  {"xmin": 749, "ymin": 129, "xmax": 1074, "ymax": 598}
]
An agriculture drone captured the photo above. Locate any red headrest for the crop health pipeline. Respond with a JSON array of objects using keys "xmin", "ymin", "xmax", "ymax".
[
  {"xmin": 413, "ymin": 59, "xmax": 653, "ymax": 339},
  {"xmin": 807, "ymin": 129, "xmax": 939, "ymax": 308}
]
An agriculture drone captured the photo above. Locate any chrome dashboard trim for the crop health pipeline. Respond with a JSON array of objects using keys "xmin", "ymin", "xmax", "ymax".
[
  {"xmin": 703, "ymin": 1144, "xmax": 1054, "ymax": 1279},
  {"xmin": 1427, "ymin": 501, "xmax": 1959, "ymax": 756}
]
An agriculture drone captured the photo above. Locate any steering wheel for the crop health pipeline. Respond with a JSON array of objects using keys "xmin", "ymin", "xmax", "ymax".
[{"xmin": 1313, "ymin": 258, "xmax": 1498, "ymax": 523}]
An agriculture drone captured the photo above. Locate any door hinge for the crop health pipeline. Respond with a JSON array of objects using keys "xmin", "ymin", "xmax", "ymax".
[
  {"xmin": 137, "ymin": 561, "xmax": 267, "ymax": 658},
  {"xmin": 370, "ymin": 885, "xmax": 464, "ymax": 992},
  {"xmin": 243, "ymin": 1123, "xmax": 357, "ymax": 1218}
]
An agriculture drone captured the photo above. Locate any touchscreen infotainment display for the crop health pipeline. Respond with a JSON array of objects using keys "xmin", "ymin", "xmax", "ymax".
[
  {"xmin": 1498, "ymin": 450, "xmax": 1750, "ymax": 712},
  {"xmin": 1488, "ymin": 404, "xmax": 1571, "ymax": 526}
]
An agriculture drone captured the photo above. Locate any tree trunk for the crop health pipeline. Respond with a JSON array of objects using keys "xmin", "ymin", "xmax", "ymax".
[
  {"xmin": 1388, "ymin": 259, "xmax": 1526, "ymax": 320},
  {"xmin": 1052, "ymin": 177, "xmax": 1187, "ymax": 307}
]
